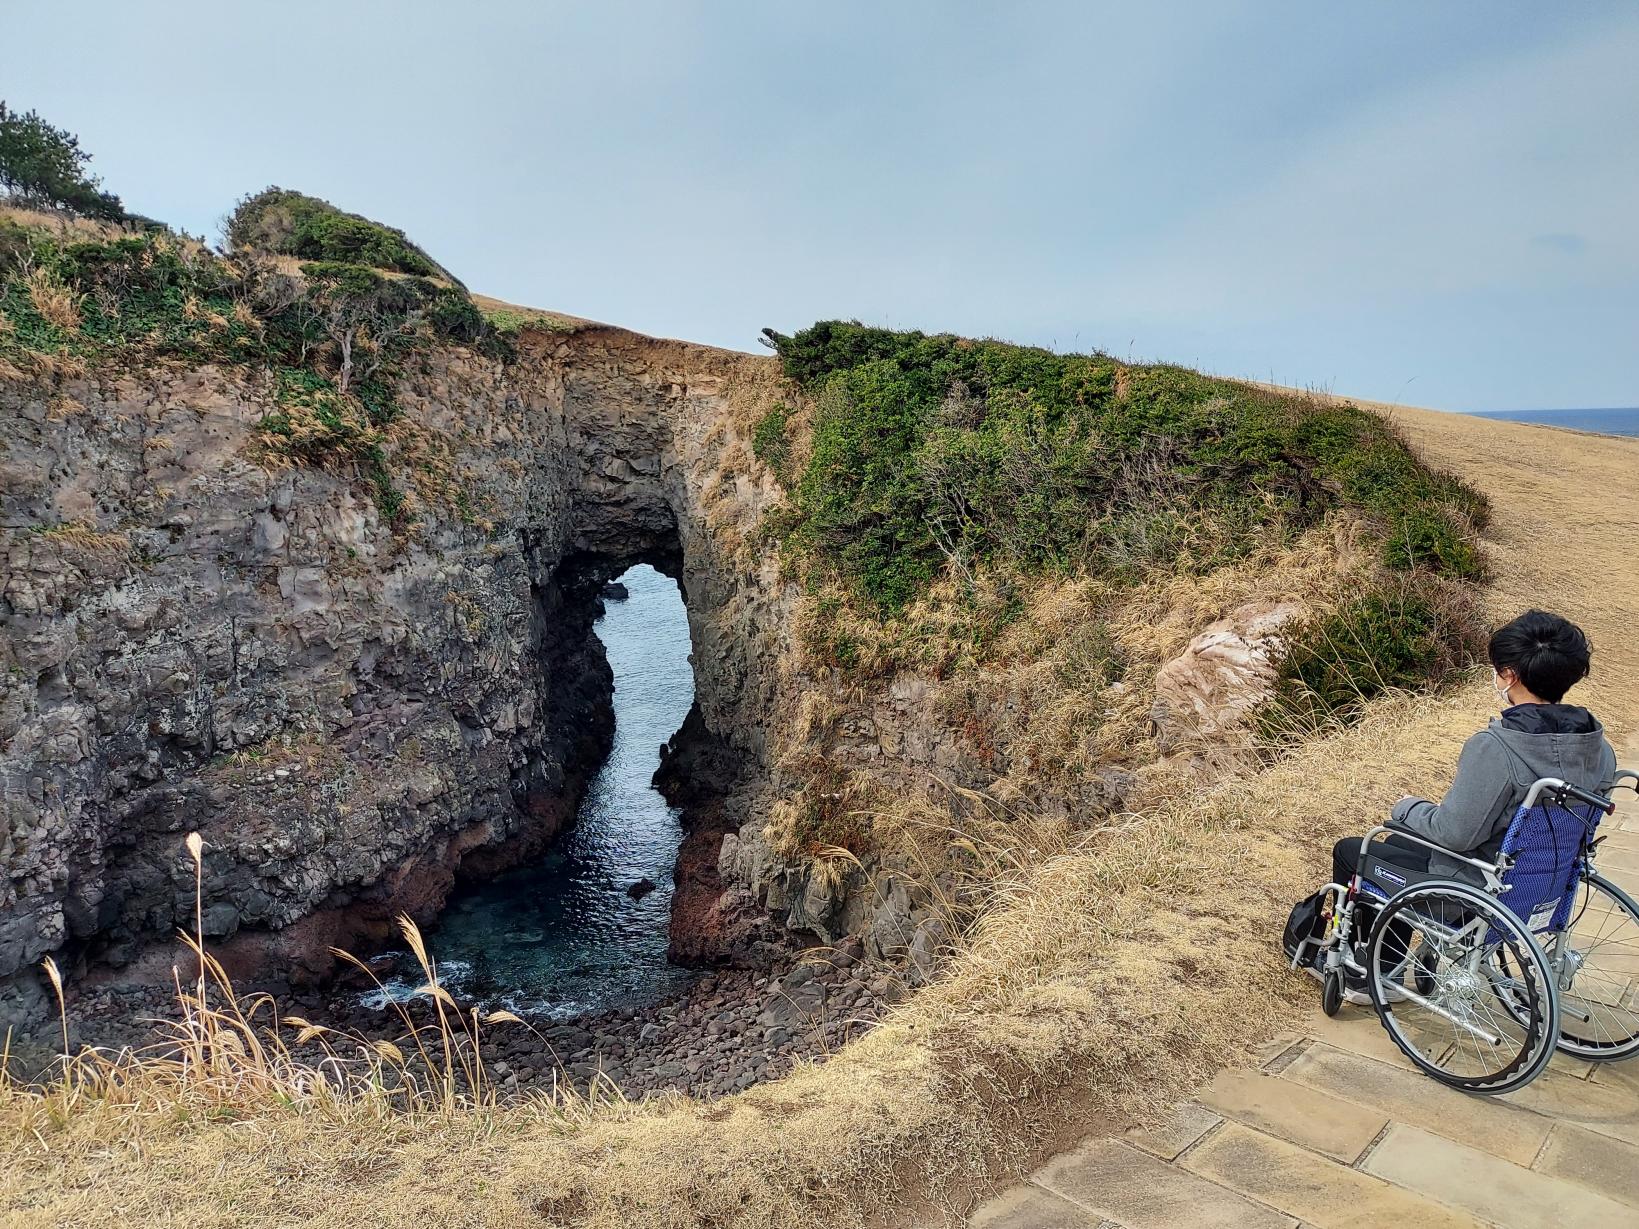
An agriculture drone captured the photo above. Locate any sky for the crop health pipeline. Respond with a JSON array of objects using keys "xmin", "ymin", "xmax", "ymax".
[{"xmin": 5, "ymin": 1, "xmax": 1636, "ymax": 412}]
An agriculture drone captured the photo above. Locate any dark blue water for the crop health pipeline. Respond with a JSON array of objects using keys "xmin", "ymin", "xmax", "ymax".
[
  {"xmin": 1471, "ymin": 408, "xmax": 1639, "ymax": 437},
  {"xmin": 364, "ymin": 564, "xmax": 698, "ymax": 1017}
]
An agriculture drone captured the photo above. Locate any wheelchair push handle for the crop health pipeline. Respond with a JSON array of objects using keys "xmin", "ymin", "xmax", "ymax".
[
  {"xmin": 1530, "ymin": 776, "xmax": 1618, "ymax": 816},
  {"xmin": 1565, "ymin": 782, "xmax": 1616, "ymax": 814}
]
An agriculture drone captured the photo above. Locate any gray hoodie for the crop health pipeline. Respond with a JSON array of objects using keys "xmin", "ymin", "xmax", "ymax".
[{"xmin": 1390, "ymin": 703, "xmax": 1617, "ymax": 882}]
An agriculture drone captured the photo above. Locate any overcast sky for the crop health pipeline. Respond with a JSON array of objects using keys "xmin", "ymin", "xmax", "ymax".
[{"xmin": 6, "ymin": 2, "xmax": 1635, "ymax": 411}]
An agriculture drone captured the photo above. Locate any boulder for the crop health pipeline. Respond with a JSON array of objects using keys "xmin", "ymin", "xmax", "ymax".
[{"xmin": 1151, "ymin": 598, "xmax": 1308, "ymax": 754}]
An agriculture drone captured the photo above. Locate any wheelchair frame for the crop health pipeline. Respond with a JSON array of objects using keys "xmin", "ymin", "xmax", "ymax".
[{"xmin": 1290, "ymin": 769, "xmax": 1639, "ymax": 1093}]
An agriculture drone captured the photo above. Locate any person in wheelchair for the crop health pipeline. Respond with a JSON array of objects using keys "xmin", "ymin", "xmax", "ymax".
[{"xmin": 1318, "ymin": 609, "xmax": 1617, "ymax": 1001}]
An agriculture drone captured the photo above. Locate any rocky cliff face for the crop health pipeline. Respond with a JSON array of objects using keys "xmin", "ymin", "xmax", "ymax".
[
  {"xmin": 0, "ymin": 324, "xmax": 801, "ymax": 1026},
  {"xmin": 6, "ymin": 313, "xmax": 1254, "ymax": 1033}
]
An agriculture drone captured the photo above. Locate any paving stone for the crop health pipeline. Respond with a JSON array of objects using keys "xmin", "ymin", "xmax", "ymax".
[
  {"xmin": 1506, "ymin": 1066, "xmax": 1639, "ymax": 1146},
  {"xmin": 1281, "ymin": 1042, "xmax": 1552, "ymax": 1165},
  {"xmin": 1363, "ymin": 1123, "xmax": 1639, "ymax": 1229},
  {"xmin": 969, "ymin": 1183, "xmax": 1101, "ymax": 1229},
  {"xmin": 1183, "ymin": 1122, "xmax": 1482, "ymax": 1229},
  {"xmin": 1550, "ymin": 1052, "xmax": 1598, "ymax": 1080},
  {"xmin": 1033, "ymin": 1139, "xmax": 1294, "ymax": 1229},
  {"xmin": 1250, "ymin": 1031, "xmax": 1305, "ymax": 1067},
  {"xmin": 1590, "ymin": 1056, "xmax": 1639, "ymax": 1097},
  {"xmin": 1305, "ymin": 1007, "xmax": 1449, "ymax": 1069},
  {"xmin": 1310, "ymin": 987, "xmax": 1600, "ymax": 1081},
  {"xmin": 1197, "ymin": 1068, "xmax": 1387, "ymax": 1163},
  {"xmin": 1597, "ymin": 847, "xmax": 1639, "ymax": 886},
  {"xmin": 1536, "ymin": 1122, "xmax": 1639, "ymax": 1209},
  {"xmin": 1124, "ymin": 1099, "xmax": 1222, "ymax": 1160}
]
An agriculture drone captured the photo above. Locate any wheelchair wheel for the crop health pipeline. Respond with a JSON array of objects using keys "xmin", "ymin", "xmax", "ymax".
[
  {"xmin": 1367, "ymin": 881, "xmax": 1558, "ymax": 1095},
  {"xmin": 1546, "ymin": 871, "xmax": 1639, "ymax": 1061},
  {"xmin": 1321, "ymin": 968, "xmax": 1343, "ymax": 1017}
]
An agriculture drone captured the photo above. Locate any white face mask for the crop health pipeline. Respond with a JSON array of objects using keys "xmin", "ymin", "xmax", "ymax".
[{"xmin": 1493, "ymin": 672, "xmax": 1514, "ymax": 708}]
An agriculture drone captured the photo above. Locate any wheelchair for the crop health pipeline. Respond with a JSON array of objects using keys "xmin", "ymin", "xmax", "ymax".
[{"xmin": 1291, "ymin": 769, "xmax": 1639, "ymax": 1094}]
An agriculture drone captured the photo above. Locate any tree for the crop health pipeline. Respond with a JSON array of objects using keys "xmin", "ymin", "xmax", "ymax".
[
  {"xmin": 0, "ymin": 101, "xmax": 124, "ymax": 219},
  {"xmin": 299, "ymin": 262, "xmax": 425, "ymax": 394}
]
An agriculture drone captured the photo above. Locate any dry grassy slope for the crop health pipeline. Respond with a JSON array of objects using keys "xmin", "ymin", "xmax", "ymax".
[
  {"xmin": 3, "ymin": 397, "xmax": 1636, "ymax": 1229},
  {"xmin": 1364, "ymin": 398, "xmax": 1639, "ymax": 754}
]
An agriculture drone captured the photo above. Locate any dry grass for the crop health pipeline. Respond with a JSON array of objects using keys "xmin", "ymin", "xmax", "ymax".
[
  {"xmin": 469, "ymin": 293, "xmax": 588, "ymax": 335},
  {"xmin": 1, "ymin": 838, "xmax": 635, "ymax": 1224},
  {"xmin": 2, "ymin": 404, "xmax": 1634, "ymax": 1228},
  {"xmin": 0, "ymin": 203, "xmax": 132, "ymax": 245},
  {"xmin": 27, "ymin": 521, "xmax": 131, "ymax": 555},
  {"xmin": 22, "ymin": 266, "xmax": 81, "ymax": 331},
  {"xmin": 0, "ymin": 204, "xmax": 212, "ymax": 263}
]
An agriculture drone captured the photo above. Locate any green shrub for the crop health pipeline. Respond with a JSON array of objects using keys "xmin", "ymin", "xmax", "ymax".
[
  {"xmin": 426, "ymin": 289, "xmax": 487, "ymax": 343},
  {"xmin": 1265, "ymin": 576, "xmax": 1485, "ymax": 729},
  {"xmin": 1382, "ymin": 507, "xmax": 1484, "ymax": 578},
  {"xmin": 0, "ymin": 217, "xmax": 43, "ymax": 275},
  {"xmin": 760, "ymin": 321, "xmax": 1487, "ymax": 614},
  {"xmin": 751, "ymin": 404, "xmax": 793, "ymax": 485},
  {"xmin": 226, "ymin": 188, "xmax": 454, "ymax": 282},
  {"xmin": 260, "ymin": 367, "xmax": 403, "ymax": 521}
]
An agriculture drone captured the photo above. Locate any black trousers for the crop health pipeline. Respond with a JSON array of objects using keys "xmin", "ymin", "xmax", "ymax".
[
  {"xmin": 1331, "ymin": 834, "xmax": 1432, "ymax": 972},
  {"xmin": 1331, "ymin": 833, "xmax": 1433, "ymax": 887}
]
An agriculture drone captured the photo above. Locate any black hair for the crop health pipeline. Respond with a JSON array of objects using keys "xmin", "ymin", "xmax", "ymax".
[{"xmin": 1488, "ymin": 609, "xmax": 1591, "ymax": 704}]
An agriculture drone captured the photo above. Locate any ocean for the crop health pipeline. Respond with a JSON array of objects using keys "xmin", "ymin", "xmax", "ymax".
[
  {"xmin": 1470, "ymin": 408, "xmax": 1639, "ymax": 438},
  {"xmin": 363, "ymin": 563, "xmax": 699, "ymax": 1017}
]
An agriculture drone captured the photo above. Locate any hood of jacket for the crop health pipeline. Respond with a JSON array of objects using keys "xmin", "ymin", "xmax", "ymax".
[{"xmin": 1490, "ymin": 704, "xmax": 1609, "ymax": 788}]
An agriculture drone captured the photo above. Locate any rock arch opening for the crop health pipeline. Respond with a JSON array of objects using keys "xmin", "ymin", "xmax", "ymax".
[{"xmin": 371, "ymin": 558, "xmax": 701, "ymax": 1018}]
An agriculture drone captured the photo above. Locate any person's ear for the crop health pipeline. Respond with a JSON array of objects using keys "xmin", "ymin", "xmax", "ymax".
[{"xmin": 1497, "ymin": 667, "xmax": 1518, "ymax": 687}]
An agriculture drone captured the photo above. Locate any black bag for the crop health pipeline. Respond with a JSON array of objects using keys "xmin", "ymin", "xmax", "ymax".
[{"xmin": 1282, "ymin": 888, "xmax": 1329, "ymax": 959}]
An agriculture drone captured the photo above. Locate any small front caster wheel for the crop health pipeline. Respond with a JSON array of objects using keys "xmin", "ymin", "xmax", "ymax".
[{"xmin": 1322, "ymin": 969, "xmax": 1344, "ymax": 1017}]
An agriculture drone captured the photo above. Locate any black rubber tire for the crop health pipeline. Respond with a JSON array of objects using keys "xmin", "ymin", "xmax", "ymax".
[
  {"xmin": 1367, "ymin": 879, "xmax": 1558, "ymax": 1096},
  {"xmin": 1321, "ymin": 969, "xmax": 1343, "ymax": 1017}
]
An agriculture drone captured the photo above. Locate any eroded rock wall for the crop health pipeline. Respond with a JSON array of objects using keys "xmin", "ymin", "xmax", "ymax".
[
  {"xmin": 3, "ymin": 315, "xmax": 1028, "ymax": 1030},
  {"xmin": 0, "ymin": 328, "xmax": 797, "ymax": 1024}
]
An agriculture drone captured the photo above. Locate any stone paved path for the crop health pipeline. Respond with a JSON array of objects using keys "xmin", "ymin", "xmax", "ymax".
[{"xmin": 972, "ymin": 775, "xmax": 1639, "ymax": 1229}]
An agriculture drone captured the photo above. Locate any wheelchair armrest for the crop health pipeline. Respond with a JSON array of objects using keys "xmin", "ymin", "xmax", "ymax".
[
  {"xmin": 1615, "ymin": 769, "xmax": 1638, "ymax": 795},
  {"xmin": 1356, "ymin": 826, "xmax": 1504, "ymax": 887}
]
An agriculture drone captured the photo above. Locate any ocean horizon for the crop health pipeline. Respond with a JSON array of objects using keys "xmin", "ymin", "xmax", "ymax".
[{"xmin": 1468, "ymin": 407, "xmax": 1639, "ymax": 438}]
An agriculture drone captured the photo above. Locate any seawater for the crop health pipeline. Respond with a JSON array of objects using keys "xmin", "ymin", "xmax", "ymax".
[
  {"xmin": 363, "ymin": 564, "xmax": 698, "ymax": 1017},
  {"xmin": 1471, "ymin": 407, "xmax": 1639, "ymax": 438}
]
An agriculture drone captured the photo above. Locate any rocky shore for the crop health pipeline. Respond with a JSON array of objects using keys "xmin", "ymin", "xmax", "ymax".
[
  {"xmin": 482, "ymin": 941, "xmax": 901, "ymax": 1100},
  {"xmin": 43, "ymin": 934, "xmax": 911, "ymax": 1102}
]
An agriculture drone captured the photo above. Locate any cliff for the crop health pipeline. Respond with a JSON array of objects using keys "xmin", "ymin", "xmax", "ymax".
[
  {"xmin": 0, "ymin": 284, "xmax": 793, "ymax": 1023},
  {"xmin": 0, "ymin": 205, "xmax": 1489, "ymax": 1048}
]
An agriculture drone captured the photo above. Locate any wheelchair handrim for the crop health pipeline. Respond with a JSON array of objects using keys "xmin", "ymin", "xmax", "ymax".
[{"xmin": 1368, "ymin": 880, "xmax": 1559, "ymax": 1094}]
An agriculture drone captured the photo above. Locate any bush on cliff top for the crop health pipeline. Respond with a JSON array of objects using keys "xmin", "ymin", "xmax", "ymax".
[
  {"xmin": 761, "ymin": 320, "xmax": 1487, "ymax": 615},
  {"xmin": 1267, "ymin": 575, "xmax": 1487, "ymax": 730},
  {"xmin": 760, "ymin": 320, "xmax": 1490, "ymax": 715},
  {"xmin": 226, "ymin": 187, "xmax": 456, "ymax": 283}
]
